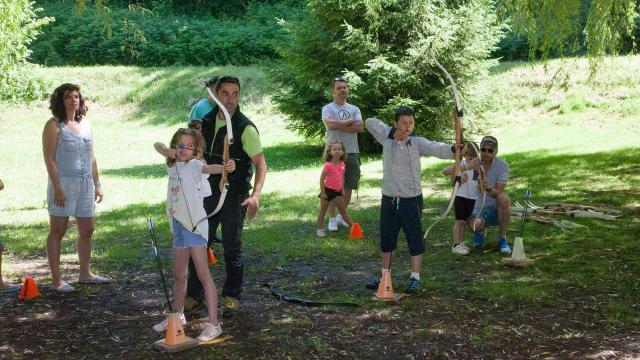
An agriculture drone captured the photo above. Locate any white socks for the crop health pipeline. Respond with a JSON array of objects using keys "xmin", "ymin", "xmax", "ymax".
[{"xmin": 410, "ymin": 272, "xmax": 420, "ymax": 281}]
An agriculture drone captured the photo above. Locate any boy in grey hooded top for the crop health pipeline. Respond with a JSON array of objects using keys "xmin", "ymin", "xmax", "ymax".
[{"xmin": 364, "ymin": 106, "xmax": 457, "ymax": 294}]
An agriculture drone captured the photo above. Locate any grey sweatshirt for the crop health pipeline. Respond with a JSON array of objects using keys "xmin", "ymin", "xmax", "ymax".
[{"xmin": 365, "ymin": 118, "xmax": 455, "ymax": 198}]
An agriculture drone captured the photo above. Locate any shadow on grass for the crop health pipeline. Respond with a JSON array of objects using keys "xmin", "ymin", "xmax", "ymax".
[
  {"xmin": 1, "ymin": 202, "xmax": 173, "ymax": 264},
  {"xmin": 101, "ymin": 163, "xmax": 165, "ymax": 179},
  {"xmin": 421, "ymin": 147, "xmax": 640, "ymax": 209},
  {"xmin": 125, "ymin": 66, "xmax": 273, "ymax": 126},
  {"xmin": 265, "ymin": 142, "xmax": 323, "ymax": 171},
  {"xmin": 2, "ymin": 147, "xmax": 638, "ymax": 328},
  {"xmin": 100, "ymin": 142, "xmax": 323, "ymax": 178}
]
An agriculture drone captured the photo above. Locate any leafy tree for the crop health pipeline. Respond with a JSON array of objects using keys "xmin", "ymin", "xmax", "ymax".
[
  {"xmin": 497, "ymin": 0, "xmax": 638, "ymax": 60},
  {"xmin": 0, "ymin": 0, "xmax": 51, "ymax": 101},
  {"xmin": 272, "ymin": 0, "xmax": 504, "ymax": 150}
]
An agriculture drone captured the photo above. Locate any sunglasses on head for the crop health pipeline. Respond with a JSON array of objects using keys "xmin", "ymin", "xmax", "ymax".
[{"xmin": 480, "ymin": 147, "xmax": 494, "ymax": 153}]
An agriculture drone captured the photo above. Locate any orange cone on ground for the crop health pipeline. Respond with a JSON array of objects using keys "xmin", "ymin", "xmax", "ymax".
[
  {"xmin": 375, "ymin": 271, "xmax": 395, "ymax": 300},
  {"xmin": 164, "ymin": 312, "xmax": 188, "ymax": 345},
  {"xmin": 349, "ymin": 223, "xmax": 364, "ymax": 239},
  {"xmin": 154, "ymin": 312, "xmax": 198, "ymax": 352},
  {"xmin": 207, "ymin": 248, "xmax": 217, "ymax": 265},
  {"xmin": 19, "ymin": 276, "xmax": 40, "ymax": 300}
]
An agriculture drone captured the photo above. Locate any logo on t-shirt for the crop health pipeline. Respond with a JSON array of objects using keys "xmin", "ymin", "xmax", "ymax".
[{"xmin": 338, "ymin": 109, "xmax": 350, "ymax": 120}]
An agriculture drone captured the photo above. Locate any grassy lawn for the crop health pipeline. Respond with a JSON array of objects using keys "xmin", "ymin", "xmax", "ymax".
[{"xmin": 0, "ymin": 56, "xmax": 639, "ymax": 358}]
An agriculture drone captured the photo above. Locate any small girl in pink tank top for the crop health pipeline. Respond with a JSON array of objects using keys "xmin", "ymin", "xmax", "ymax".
[{"xmin": 316, "ymin": 141, "xmax": 355, "ymax": 237}]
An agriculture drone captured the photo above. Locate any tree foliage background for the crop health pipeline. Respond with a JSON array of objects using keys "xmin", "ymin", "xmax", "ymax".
[
  {"xmin": 496, "ymin": 0, "xmax": 638, "ymax": 60},
  {"xmin": 30, "ymin": 1, "xmax": 302, "ymax": 66},
  {"xmin": 0, "ymin": 0, "xmax": 51, "ymax": 101},
  {"xmin": 272, "ymin": 0, "xmax": 504, "ymax": 150}
]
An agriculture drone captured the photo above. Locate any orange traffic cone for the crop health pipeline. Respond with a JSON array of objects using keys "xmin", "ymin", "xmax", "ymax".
[
  {"xmin": 154, "ymin": 312, "xmax": 198, "ymax": 352},
  {"xmin": 207, "ymin": 248, "xmax": 217, "ymax": 265},
  {"xmin": 19, "ymin": 276, "xmax": 40, "ymax": 300},
  {"xmin": 375, "ymin": 271, "xmax": 395, "ymax": 300},
  {"xmin": 349, "ymin": 223, "xmax": 364, "ymax": 239}
]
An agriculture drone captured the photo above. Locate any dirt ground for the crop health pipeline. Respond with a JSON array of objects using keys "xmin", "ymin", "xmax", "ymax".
[{"xmin": 1, "ymin": 253, "xmax": 638, "ymax": 360}]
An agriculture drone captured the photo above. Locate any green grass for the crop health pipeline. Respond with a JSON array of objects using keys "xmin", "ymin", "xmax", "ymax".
[{"xmin": 1, "ymin": 56, "xmax": 639, "ymax": 343}]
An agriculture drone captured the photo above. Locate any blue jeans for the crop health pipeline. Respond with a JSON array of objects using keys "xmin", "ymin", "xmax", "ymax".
[{"xmin": 472, "ymin": 205, "xmax": 499, "ymax": 227}]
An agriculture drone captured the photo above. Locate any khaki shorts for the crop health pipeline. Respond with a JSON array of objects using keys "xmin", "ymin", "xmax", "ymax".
[{"xmin": 344, "ymin": 153, "xmax": 361, "ymax": 190}]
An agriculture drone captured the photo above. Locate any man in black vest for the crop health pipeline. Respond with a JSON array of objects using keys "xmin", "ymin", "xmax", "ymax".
[{"xmin": 185, "ymin": 75, "xmax": 267, "ymax": 318}]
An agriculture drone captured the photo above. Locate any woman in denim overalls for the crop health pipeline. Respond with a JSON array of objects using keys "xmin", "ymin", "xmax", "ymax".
[{"xmin": 42, "ymin": 84, "xmax": 110, "ymax": 293}]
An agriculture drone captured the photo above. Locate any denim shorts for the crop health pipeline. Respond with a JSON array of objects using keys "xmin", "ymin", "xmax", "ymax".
[
  {"xmin": 47, "ymin": 177, "xmax": 95, "ymax": 217},
  {"xmin": 472, "ymin": 205, "xmax": 499, "ymax": 226},
  {"xmin": 172, "ymin": 218, "xmax": 207, "ymax": 249}
]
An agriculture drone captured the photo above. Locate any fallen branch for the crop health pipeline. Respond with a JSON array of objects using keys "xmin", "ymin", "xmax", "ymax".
[
  {"xmin": 512, "ymin": 201, "xmax": 620, "ymax": 220},
  {"xmin": 510, "ymin": 211, "xmax": 586, "ymax": 230}
]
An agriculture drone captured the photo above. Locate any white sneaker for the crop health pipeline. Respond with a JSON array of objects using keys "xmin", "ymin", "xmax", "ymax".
[
  {"xmin": 197, "ymin": 322, "xmax": 222, "ymax": 342},
  {"xmin": 452, "ymin": 244, "xmax": 470, "ymax": 255},
  {"xmin": 335, "ymin": 214, "xmax": 350, "ymax": 228},
  {"xmin": 328, "ymin": 217, "xmax": 338, "ymax": 231},
  {"xmin": 152, "ymin": 313, "xmax": 187, "ymax": 333},
  {"xmin": 316, "ymin": 228, "xmax": 326, "ymax": 237}
]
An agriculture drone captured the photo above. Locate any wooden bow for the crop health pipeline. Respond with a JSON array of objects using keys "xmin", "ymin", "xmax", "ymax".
[
  {"xmin": 191, "ymin": 86, "xmax": 234, "ymax": 232},
  {"xmin": 423, "ymin": 50, "xmax": 464, "ymax": 241}
]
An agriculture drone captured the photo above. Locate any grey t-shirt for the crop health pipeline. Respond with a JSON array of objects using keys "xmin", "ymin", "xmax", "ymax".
[
  {"xmin": 365, "ymin": 118, "xmax": 454, "ymax": 198},
  {"xmin": 322, "ymin": 102, "xmax": 362, "ymax": 153},
  {"xmin": 475, "ymin": 156, "xmax": 509, "ymax": 208}
]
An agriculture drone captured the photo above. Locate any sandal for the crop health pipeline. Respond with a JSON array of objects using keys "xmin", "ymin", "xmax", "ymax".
[
  {"xmin": 78, "ymin": 275, "xmax": 111, "ymax": 284},
  {"xmin": 52, "ymin": 282, "xmax": 75, "ymax": 293}
]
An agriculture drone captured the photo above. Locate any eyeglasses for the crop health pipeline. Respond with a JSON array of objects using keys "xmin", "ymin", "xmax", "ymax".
[
  {"xmin": 177, "ymin": 143, "xmax": 194, "ymax": 151},
  {"xmin": 480, "ymin": 147, "xmax": 494, "ymax": 153}
]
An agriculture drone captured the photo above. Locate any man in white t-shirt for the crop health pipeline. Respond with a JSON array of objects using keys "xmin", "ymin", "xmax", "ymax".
[{"xmin": 321, "ymin": 77, "xmax": 363, "ymax": 231}]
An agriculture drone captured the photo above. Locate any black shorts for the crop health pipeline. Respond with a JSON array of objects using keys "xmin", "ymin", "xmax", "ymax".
[
  {"xmin": 454, "ymin": 196, "xmax": 476, "ymax": 221},
  {"xmin": 319, "ymin": 186, "xmax": 343, "ymax": 202},
  {"xmin": 380, "ymin": 195, "xmax": 425, "ymax": 256}
]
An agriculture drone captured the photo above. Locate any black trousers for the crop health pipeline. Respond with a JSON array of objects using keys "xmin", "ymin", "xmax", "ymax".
[{"xmin": 187, "ymin": 190, "xmax": 247, "ymax": 301}]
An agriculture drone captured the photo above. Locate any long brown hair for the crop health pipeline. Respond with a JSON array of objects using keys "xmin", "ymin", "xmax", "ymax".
[
  {"xmin": 49, "ymin": 83, "xmax": 88, "ymax": 122},
  {"xmin": 323, "ymin": 140, "xmax": 347, "ymax": 163},
  {"xmin": 166, "ymin": 128, "xmax": 205, "ymax": 167}
]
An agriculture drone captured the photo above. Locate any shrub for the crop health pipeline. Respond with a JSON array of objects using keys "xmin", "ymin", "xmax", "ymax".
[
  {"xmin": 30, "ymin": 1, "xmax": 299, "ymax": 66},
  {"xmin": 0, "ymin": 0, "xmax": 51, "ymax": 102},
  {"xmin": 272, "ymin": 0, "xmax": 505, "ymax": 151}
]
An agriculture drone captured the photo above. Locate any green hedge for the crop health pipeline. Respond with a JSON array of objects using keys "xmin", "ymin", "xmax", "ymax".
[{"xmin": 30, "ymin": 2, "xmax": 297, "ymax": 66}]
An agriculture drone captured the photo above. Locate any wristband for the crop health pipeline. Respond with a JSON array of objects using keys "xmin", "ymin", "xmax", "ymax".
[{"xmin": 94, "ymin": 181, "xmax": 102, "ymax": 189}]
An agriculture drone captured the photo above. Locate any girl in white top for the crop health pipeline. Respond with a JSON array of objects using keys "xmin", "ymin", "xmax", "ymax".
[
  {"xmin": 442, "ymin": 144, "xmax": 479, "ymax": 255},
  {"xmin": 152, "ymin": 128, "xmax": 235, "ymax": 342}
]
